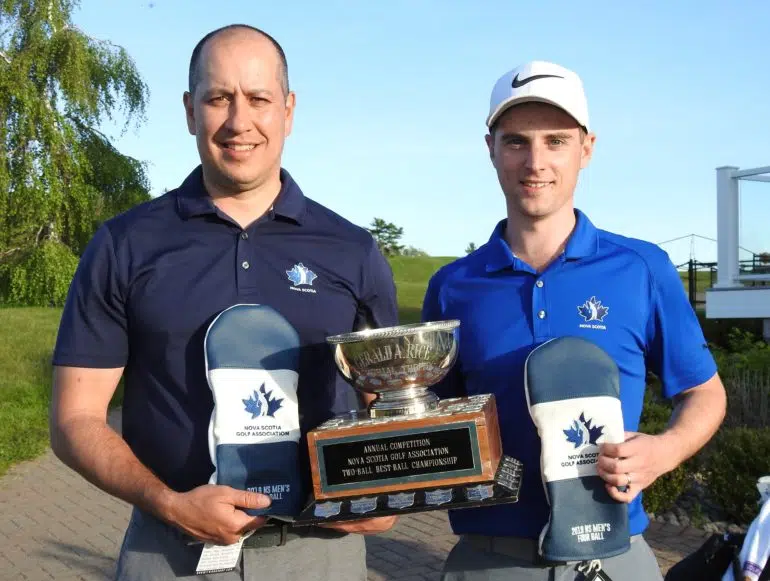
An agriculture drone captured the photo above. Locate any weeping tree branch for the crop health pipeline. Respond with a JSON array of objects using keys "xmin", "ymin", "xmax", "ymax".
[
  {"xmin": 0, "ymin": 247, "xmax": 21, "ymax": 261},
  {"xmin": 0, "ymin": 0, "xmax": 151, "ymax": 305}
]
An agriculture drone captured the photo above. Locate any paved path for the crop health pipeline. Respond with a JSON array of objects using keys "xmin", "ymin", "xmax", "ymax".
[{"xmin": 0, "ymin": 414, "xmax": 709, "ymax": 580}]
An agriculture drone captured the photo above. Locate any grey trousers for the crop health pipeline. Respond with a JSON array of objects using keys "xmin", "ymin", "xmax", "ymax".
[
  {"xmin": 114, "ymin": 508, "xmax": 367, "ymax": 581},
  {"xmin": 441, "ymin": 535, "xmax": 664, "ymax": 581}
]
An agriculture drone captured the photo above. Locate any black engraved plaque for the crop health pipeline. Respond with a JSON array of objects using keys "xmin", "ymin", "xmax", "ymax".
[{"xmin": 320, "ymin": 426, "xmax": 477, "ymax": 487}]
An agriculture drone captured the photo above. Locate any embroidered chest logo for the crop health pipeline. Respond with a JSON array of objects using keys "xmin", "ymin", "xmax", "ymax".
[
  {"xmin": 563, "ymin": 412, "xmax": 604, "ymax": 449},
  {"xmin": 577, "ymin": 296, "xmax": 609, "ymax": 330},
  {"xmin": 243, "ymin": 383, "xmax": 284, "ymax": 419},
  {"xmin": 286, "ymin": 262, "xmax": 317, "ymax": 294}
]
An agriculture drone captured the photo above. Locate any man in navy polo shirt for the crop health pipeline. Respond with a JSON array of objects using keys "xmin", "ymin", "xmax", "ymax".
[
  {"xmin": 423, "ymin": 61, "xmax": 727, "ymax": 580},
  {"xmin": 50, "ymin": 24, "xmax": 397, "ymax": 581}
]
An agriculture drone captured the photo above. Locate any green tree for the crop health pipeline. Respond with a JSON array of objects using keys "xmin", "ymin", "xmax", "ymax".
[
  {"xmin": 465, "ymin": 242, "xmax": 477, "ymax": 254},
  {"xmin": 367, "ymin": 218, "xmax": 404, "ymax": 256},
  {"xmin": 402, "ymin": 246, "xmax": 428, "ymax": 257},
  {"xmin": 0, "ymin": 0, "xmax": 150, "ymax": 305}
]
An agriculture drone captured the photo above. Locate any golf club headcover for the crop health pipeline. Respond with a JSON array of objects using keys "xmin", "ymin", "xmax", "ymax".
[
  {"xmin": 205, "ymin": 304, "xmax": 303, "ymax": 517},
  {"xmin": 525, "ymin": 336, "xmax": 630, "ymax": 562}
]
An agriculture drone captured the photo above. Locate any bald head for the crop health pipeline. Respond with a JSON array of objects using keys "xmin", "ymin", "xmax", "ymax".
[{"xmin": 188, "ymin": 24, "xmax": 289, "ymax": 98}]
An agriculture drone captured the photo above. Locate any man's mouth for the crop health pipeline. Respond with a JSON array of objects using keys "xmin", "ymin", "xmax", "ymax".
[
  {"xmin": 221, "ymin": 143, "xmax": 257, "ymax": 151},
  {"xmin": 521, "ymin": 181, "xmax": 551, "ymax": 189}
]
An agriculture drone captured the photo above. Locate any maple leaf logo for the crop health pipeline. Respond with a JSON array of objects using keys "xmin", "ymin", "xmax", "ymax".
[
  {"xmin": 286, "ymin": 263, "xmax": 317, "ymax": 286},
  {"xmin": 563, "ymin": 412, "xmax": 604, "ymax": 449},
  {"xmin": 242, "ymin": 384, "xmax": 284, "ymax": 418},
  {"xmin": 577, "ymin": 296, "xmax": 609, "ymax": 322}
]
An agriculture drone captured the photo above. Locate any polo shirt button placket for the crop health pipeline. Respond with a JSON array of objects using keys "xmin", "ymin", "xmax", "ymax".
[
  {"xmin": 236, "ymin": 229, "xmax": 254, "ymax": 294},
  {"xmin": 533, "ymin": 278, "xmax": 549, "ymax": 341}
]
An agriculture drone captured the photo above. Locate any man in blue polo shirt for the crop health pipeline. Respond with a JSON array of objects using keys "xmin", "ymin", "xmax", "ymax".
[
  {"xmin": 422, "ymin": 61, "xmax": 727, "ymax": 580},
  {"xmin": 50, "ymin": 24, "xmax": 397, "ymax": 581}
]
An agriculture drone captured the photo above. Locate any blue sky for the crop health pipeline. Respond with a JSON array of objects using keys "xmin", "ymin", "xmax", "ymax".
[{"xmin": 73, "ymin": 0, "xmax": 770, "ymax": 266}]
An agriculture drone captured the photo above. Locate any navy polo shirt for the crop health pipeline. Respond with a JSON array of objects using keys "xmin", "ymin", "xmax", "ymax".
[
  {"xmin": 53, "ymin": 166, "xmax": 398, "ymax": 494},
  {"xmin": 422, "ymin": 209, "xmax": 716, "ymax": 538}
]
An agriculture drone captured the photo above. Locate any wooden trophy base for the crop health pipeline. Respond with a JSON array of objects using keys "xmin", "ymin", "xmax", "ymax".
[{"xmin": 291, "ymin": 394, "xmax": 523, "ymax": 525}]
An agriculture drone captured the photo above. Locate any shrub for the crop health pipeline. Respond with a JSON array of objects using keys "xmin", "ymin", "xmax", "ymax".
[
  {"xmin": 709, "ymin": 329, "xmax": 770, "ymax": 428},
  {"xmin": 640, "ymin": 385, "xmax": 673, "ymax": 426},
  {"xmin": 639, "ymin": 417, "xmax": 690, "ymax": 514},
  {"xmin": 711, "ymin": 328, "xmax": 770, "ymax": 376},
  {"xmin": 721, "ymin": 369, "xmax": 770, "ymax": 428},
  {"xmin": 702, "ymin": 427, "xmax": 770, "ymax": 524},
  {"xmin": 0, "ymin": 242, "xmax": 79, "ymax": 307},
  {"xmin": 696, "ymin": 311, "xmax": 763, "ymax": 350}
]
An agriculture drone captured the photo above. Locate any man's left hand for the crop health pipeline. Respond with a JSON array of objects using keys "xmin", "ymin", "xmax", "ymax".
[
  {"xmin": 318, "ymin": 515, "xmax": 398, "ymax": 535},
  {"xmin": 597, "ymin": 431, "xmax": 677, "ymax": 503}
]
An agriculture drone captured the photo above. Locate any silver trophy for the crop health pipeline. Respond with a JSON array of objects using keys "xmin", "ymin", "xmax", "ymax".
[
  {"xmin": 327, "ymin": 320, "xmax": 460, "ymax": 417},
  {"xmin": 297, "ymin": 319, "xmax": 522, "ymax": 525}
]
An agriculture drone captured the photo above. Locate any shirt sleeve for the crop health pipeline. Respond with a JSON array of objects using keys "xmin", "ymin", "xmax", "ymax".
[
  {"xmin": 645, "ymin": 253, "xmax": 718, "ymax": 399},
  {"xmin": 354, "ymin": 239, "xmax": 399, "ymax": 330},
  {"xmin": 421, "ymin": 273, "xmax": 466, "ymax": 399},
  {"xmin": 52, "ymin": 224, "xmax": 129, "ymax": 368}
]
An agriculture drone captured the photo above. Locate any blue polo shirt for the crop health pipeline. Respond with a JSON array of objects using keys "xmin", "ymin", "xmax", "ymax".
[
  {"xmin": 53, "ymin": 166, "xmax": 398, "ymax": 494},
  {"xmin": 422, "ymin": 209, "xmax": 716, "ymax": 538}
]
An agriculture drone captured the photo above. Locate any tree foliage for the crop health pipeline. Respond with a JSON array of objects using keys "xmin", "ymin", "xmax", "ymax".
[
  {"xmin": 402, "ymin": 246, "xmax": 428, "ymax": 257},
  {"xmin": 0, "ymin": 0, "xmax": 150, "ymax": 304},
  {"xmin": 367, "ymin": 217, "xmax": 404, "ymax": 257}
]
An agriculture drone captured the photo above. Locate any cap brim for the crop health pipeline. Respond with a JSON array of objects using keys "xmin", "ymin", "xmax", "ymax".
[{"xmin": 486, "ymin": 96, "xmax": 588, "ymax": 131}]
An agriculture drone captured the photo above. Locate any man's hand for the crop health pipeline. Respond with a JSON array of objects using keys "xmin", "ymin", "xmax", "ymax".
[
  {"xmin": 599, "ymin": 376, "xmax": 726, "ymax": 504},
  {"xmin": 318, "ymin": 515, "xmax": 398, "ymax": 535},
  {"xmin": 164, "ymin": 484, "xmax": 272, "ymax": 545},
  {"xmin": 597, "ymin": 431, "xmax": 677, "ymax": 503}
]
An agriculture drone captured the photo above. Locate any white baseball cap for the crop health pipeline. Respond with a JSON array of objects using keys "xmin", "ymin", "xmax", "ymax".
[{"xmin": 486, "ymin": 61, "xmax": 590, "ymax": 131}]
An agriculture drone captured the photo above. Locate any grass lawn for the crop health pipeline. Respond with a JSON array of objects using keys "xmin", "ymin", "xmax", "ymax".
[
  {"xmin": 0, "ymin": 308, "xmax": 62, "ymax": 476},
  {"xmin": 0, "ymin": 256, "xmax": 701, "ymax": 477},
  {"xmin": 389, "ymin": 255, "xmax": 455, "ymax": 323}
]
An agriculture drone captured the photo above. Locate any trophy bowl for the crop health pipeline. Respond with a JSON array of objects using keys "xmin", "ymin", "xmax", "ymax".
[{"xmin": 327, "ymin": 320, "xmax": 460, "ymax": 418}]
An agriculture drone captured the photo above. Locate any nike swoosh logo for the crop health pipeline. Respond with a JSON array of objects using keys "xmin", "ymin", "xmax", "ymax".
[{"xmin": 511, "ymin": 73, "xmax": 564, "ymax": 88}]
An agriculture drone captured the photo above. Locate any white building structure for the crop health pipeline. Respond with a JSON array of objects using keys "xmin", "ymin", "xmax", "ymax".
[{"xmin": 705, "ymin": 165, "xmax": 770, "ymax": 341}]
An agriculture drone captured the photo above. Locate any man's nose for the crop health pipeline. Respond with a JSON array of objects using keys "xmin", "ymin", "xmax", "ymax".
[
  {"xmin": 523, "ymin": 143, "xmax": 546, "ymax": 172},
  {"xmin": 224, "ymin": 95, "xmax": 252, "ymax": 133}
]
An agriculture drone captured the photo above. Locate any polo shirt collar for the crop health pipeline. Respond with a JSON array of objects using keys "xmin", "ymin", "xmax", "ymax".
[
  {"xmin": 483, "ymin": 208, "xmax": 599, "ymax": 273},
  {"xmin": 484, "ymin": 219, "xmax": 518, "ymax": 273},
  {"xmin": 564, "ymin": 208, "xmax": 599, "ymax": 259},
  {"xmin": 176, "ymin": 166, "xmax": 307, "ymax": 224}
]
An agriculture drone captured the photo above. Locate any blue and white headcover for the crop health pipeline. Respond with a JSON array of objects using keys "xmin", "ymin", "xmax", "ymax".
[
  {"xmin": 525, "ymin": 336, "xmax": 630, "ymax": 562},
  {"xmin": 205, "ymin": 304, "xmax": 303, "ymax": 517}
]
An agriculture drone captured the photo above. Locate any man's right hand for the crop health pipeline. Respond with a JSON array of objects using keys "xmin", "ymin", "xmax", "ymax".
[{"xmin": 163, "ymin": 484, "xmax": 272, "ymax": 546}]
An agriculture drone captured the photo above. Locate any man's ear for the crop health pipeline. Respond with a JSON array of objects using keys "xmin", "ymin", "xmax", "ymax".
[
  {"xmin": 283, "ymin": 91, "xmax": 296, "ymax": 138},
  {"xmin": 580, "ymin": 132, "xmax": 596, "ymax": 169},
  {"xmin": 183, "ymin": 91, "xmax": 196, "ymax": 136},
  {"xmin": 485, "ymin": 132, "xmax": 495, "ymax": 163}
]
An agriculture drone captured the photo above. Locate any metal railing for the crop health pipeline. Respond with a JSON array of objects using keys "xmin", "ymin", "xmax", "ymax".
[{"xmin": 678, "ymin": 255, "xmax": 770, "ymax": 308}]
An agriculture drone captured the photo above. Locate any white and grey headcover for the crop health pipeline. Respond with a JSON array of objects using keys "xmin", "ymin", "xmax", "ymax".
[
  {"xmin": 205, "ymin": 304, "xmax": 303, "ymax": 517},
  {"xmin": 525, "ymin": 336, "xmax": 630, "ymax": 561}
]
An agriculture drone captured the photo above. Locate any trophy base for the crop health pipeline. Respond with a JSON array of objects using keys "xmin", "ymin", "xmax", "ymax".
[
  {"xmin": 368, "ymin": 387, "xmax": 439, "ymax": 417},
  {"xmin": 287, "ymin": 454, "xmax": 522, "ymax": 525},
  {"xmin": 302, "ymin": 393, "xmax": 522, "ymax": 524}
]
